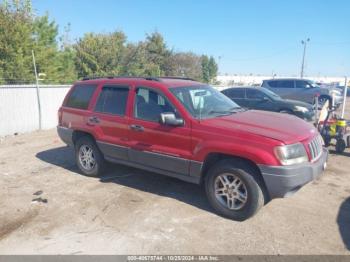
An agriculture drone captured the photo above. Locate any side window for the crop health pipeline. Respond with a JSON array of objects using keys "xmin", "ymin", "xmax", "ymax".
[
  {"xmin": 246, "ymin": 89, "xmax": 265, "ymax": 100},
  {"xmin": 267, "ymin": 81, "xmax": 278, "ymax": 88},
  {"xmin": 279, "ymin": 80, "xmax": 294, "ymax": 88},
  {"xmin": 295, "ymin": 80, "xmax": 311, "ymax": 88},
  {"xmin": 226, "ymin": 89, "xmax": 245, "ymax": 99},
  {"xmin": 94, "ymin": 86, "xmax": 129, "ymax": 115},
  {"xmin": 134, "ymin": 87, "xmax": 177, "ymax": 122},
  {"xmin": 65, "ymin": 85, "xmax": 97, "ymax": 109}
]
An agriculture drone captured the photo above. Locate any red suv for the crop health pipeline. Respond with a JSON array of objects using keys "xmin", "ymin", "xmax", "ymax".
[{"xmin": 58, "ymin": 77, "xmax": 328, "ymax": 220}]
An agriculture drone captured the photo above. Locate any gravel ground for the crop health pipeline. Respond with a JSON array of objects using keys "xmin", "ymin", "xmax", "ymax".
[{"xmin": 0, "ymin": 101, "xmax": 349, "ymax": 255}]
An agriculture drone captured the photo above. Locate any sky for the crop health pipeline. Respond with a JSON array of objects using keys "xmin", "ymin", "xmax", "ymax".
[{"xmin": 32, "ymin": 0, "xmax": 350, "ymax": 77}]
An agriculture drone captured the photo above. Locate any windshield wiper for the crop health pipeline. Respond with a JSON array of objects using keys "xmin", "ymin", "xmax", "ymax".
[{"xmin": 208, "ymin": 107, "xmax": 245, "ymax": 116}]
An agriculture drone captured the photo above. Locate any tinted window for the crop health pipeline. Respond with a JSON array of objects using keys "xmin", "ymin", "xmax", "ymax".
[
  {"xmin": 296, "ymin": 80, "xmax": 312, "ymax": 88},
  {"xmin": 65, "ymin": 85, "xmax": 96, "ymax": 109},
  {"xmin": 246, "ymin": 89, "xmax": 265, "ymax": 100},
  {"xmin": 225, "ymin": 89, "xmax": 245, "ymax": 99},
  {"xmin": 95, "ymin": 86, "xmax": 129, "ymax": 115},
  {"xmin": 134, "ymin": 87, "xmax": 177, "ymax": 122},
  {"xmin": 279, "ymin": 80, "xmax": 294, "ymax": 88},
  {"xmin": 267, "ymin": 81, "xmax": 279, "ymax": 88}
]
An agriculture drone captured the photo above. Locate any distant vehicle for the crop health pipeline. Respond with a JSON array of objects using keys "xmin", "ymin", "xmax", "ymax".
[
  {"xmin": 261, "ymin": 78, "xmax": 343, "ymax": 107},
  {"xmin": 222, "ymin": 87, "xmax": 315, "ymax": 121}
]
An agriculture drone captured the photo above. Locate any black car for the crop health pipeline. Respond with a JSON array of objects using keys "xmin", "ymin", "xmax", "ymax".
[{"xmin": 222, "ymin": 87, "xmax": 315, "ymax": 121}]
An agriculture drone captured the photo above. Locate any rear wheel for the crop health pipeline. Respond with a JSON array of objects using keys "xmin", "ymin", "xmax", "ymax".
[
  {"xmin": 205, "ymin": 159, "xmax": 265, "ymax": 221},
  {"xmin": 75, "ymin": 136, "xmax": 106, "ymax": 176}
]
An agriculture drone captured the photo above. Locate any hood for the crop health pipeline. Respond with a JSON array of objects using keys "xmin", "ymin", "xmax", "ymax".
[
  {"xmin": 204, "ymin": 110, "xmax": 317, "ymax": 144},
  {"xmin": 282, "ymin": 99, "xmax": 314, "ymax": 110}
]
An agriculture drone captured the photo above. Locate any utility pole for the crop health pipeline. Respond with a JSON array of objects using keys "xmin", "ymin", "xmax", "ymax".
[
  {"xmin": 300, "ymin": 38, "xmax": 310, "ymax": 78},
  {"xmin": 32, "ymin": 50, "xmax": 42, "ymax": 130},
  {"xmin": 341, "ymin": 76, "xmax": 348, "ymax": 118}
]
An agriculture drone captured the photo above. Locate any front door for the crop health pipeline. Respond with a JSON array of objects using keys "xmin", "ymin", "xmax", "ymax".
[
  {"xmin": 128, "ymin": 86, "xmax": 192, "ymax": 176},
  {"xmin": 246, "ymin": 89, "xmax": 274, "ymax": 111}
]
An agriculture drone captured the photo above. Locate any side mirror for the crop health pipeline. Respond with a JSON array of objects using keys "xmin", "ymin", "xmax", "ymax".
[
  {"xmin": 261, "ymin": 96, "xmax": 269, "ymax": 102},
  {"xmin": 160, "ymin": 112, "xmax": 184, "ymax": 126}
]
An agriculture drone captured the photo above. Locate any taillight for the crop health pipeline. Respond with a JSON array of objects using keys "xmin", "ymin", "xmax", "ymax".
[{"xmin": 58, "ymin": 108, "xmax": 62, "ymax": 125}]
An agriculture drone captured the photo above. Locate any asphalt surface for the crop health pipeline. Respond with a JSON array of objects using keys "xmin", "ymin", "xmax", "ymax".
[{"xmin": 0, "ymin": 102, "xmax": 349, "ymax": 254}]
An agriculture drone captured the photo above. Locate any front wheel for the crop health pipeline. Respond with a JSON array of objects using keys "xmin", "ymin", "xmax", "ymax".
[{"xmin": 205, "ymin": 159, "xmax": 265, "ymax": 221}]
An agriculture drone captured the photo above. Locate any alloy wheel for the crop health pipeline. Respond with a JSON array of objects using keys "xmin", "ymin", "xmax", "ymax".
[
  {"xmin": 78, "ymin": 145, "xmax": 96, "ymax": 171},
  {"xmin": 214, "ymin": 173, "xmax": 248, "ymax": 210}
]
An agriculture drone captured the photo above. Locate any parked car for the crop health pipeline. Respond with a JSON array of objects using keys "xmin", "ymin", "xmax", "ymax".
[
  {"xmin": 57, "ymin": 76, "xmax": 327, "ymax": 221},
  {"xmin": 222, "ymin": 87, "xmax": 315, "ymax": 121},
  {"xmin": 261, "ymin": 78, "xmax": 343, "ymax": 107}
]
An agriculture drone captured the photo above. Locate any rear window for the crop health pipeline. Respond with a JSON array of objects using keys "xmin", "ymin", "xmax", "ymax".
[
  {"xmin": 246, "ymin": 89, "xmax": 265, "ymax": 99},
  {"xmin": 94, "ymin": 86, "xmax": 129, "ymax": 115},
  {"xmin": 65, "ymin": 85, "xmax": 97, "ymax": 109}
]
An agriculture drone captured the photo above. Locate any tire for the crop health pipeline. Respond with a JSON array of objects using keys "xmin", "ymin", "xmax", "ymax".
[
  {"xmin": 75, "ymin": 136, "xmax": 106, "ymax": 177},
  {"xmin": 205, "ymin": 159, "xmax": 265, "ymax": 221},
  {"xmin": 335, "ymin": 138, "xmax": 346, "ymax": 153}
]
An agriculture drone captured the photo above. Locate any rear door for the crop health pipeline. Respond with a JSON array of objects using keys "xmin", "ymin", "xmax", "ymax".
[
  {"xmin": 128, "ymin": 86, "xmax": 192, "ymax": 176},
  {"xmin": 90, "ymin": 85, "xmax": 130, "ymax": 161},
  {"xmin": 272, "ymin": 80, "xmax": 295, "ymax": 99}
]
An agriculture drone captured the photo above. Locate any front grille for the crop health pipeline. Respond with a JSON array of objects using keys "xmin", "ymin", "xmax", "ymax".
[{"xmin": 308, "ymin": 135, "xmax": 323, "ymax": 161}]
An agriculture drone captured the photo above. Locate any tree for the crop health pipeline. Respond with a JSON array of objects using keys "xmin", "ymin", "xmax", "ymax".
[
  {"xmin": 0, "ymin": 0, "xmax": 34, "ymax": 83},
  {"xmin": 165, "ymin": 52, "xmax": 202, "ymax": 80},
  {"xmin": 201, "ymin": 55, "xmax": 210, "ymax": 83},
  {"xmin": 0, "ymin": 0, "xmax": 71, "ymax": 84},
  {"xmin": 144, "ymin": 31, "xmax": 171, "ymax": 76},
  {"xmin": 208, "ymin": 56, "xmax": 218, "ymax": 82},
  {"xmin": 32, "ymin": 14, "xmax": 60, "ymax": 83},
  {"xmin": 74, "ymin": 31, "xmax": 126, "ymax": 78}
]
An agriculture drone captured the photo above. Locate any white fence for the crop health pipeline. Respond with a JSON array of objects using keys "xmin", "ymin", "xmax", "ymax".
[{"xmin": 0, "ymin": 85, "xmax": 71, "ymax": 137}]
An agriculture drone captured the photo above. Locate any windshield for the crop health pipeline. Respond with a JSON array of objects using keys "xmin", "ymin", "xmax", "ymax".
[
  {"xmin": 309, "ymin": 80, "xmax": 321, "ymax": 88},
  {"xmin": 170, "ymin": 85, "xmax": 242, "ymax": 119}
]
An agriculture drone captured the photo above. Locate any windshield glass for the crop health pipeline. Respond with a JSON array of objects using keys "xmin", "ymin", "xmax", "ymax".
[
  {"xmin": 170, "ymin": 85, "xmax": 242, "ymax": 119},
  {"xmin": 309, "ymin": 80, "xmax": 321, "ymax": 88}
]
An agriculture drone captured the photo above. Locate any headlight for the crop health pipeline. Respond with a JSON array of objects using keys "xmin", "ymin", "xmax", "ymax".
[
  {"xmin": 274, "ymin": 143, "xmax": 308, "ymax": 165},
  {"xmin": 294, "ymin": 106, "xmax": 309, "ymax": 113}
]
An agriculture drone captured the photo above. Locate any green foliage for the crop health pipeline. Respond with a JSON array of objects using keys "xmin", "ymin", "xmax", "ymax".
[
  {"xmin": 74, "ymin": 31, "xmax": 126, "ymax": 78},
  {"xmin": 166, "ymin": 52, "xmax": 202, "ymax": 80},
  {"xmin": 0, "ymin": 0, "xmax": 218, "ymax": 84},
  {"xmin": 0, "ymin": 0, "xmax": 34, "ymax": 83}
]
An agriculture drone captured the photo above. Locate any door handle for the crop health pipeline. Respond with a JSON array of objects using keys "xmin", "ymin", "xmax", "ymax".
[
  {"xmin": 87, "ymin": 116, "xmax": 100, "ymax": 125},
  {"xmin": 129, "ymin": 124, "xmax": 144, "ymax": 132}
]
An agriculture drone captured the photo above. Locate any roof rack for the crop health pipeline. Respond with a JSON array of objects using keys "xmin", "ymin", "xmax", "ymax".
[
  {"xmin": 159, "ymin": 76, "xmax": 196, "ymax": 81},
  {"xmin": 81, "ymin": 76, "xmax": 196, "ymax": 81}
]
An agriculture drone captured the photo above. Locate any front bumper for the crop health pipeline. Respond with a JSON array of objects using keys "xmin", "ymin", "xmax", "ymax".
[{"xmin": 258, "ymin": 148, "xmax": 328, "ymax": 198}]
